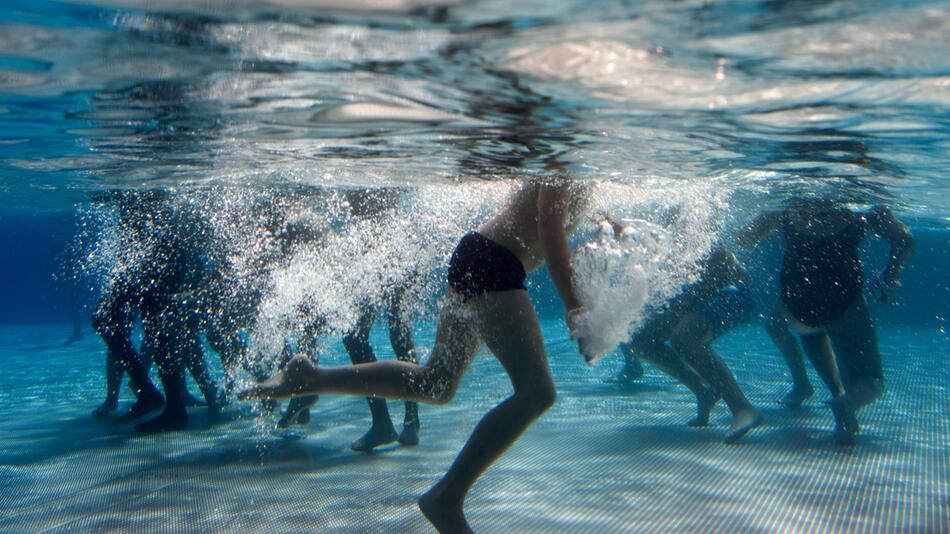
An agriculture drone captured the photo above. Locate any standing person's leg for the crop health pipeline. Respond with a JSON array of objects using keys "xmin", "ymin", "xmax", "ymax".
[
  {"xmin": 388, "ymin": 295, "xmax": 420, "ymax": 445},
  {"xmin": 796, "ymin": 331, "xmax": 856, "ymax": 442},
  {"xmin": 91, "ymin": 298, "xmax": 130, "ymax": 417},
  {"xmin": 616, "ymin": 343, "xmax": 645, "ymax": 382},
  {"xmin": 92, "ymin": 345, "xmax": 125, "ymax": 417},
  {"xmin": 239, "ymin": 296, "xmax": 482, "ymax": 531},
  {"xmin": 180, "ymin": 315, "xmax": 226, "ymax": 418},
  {"xmin": 827, "ymin": 295, "xmax": 884, "ymax": 444},
  {"xmin": 671, "ymin": 313, "xmax": 762, "ymax": 443},
  {"xmin": 634, "ymin": 341, "xmax": 721, "ymax": 426},
  {"xmin": 797, "ymin": 333, "xmax": 844, "ymax": 398},
  {"xmin": 277, "ymin": 311, "xmax": 323, "ymax": 427},
  {"xmin": 93, "ymin": 295, "xmax": 164, "ymax": 422},
  {"xmin": 419, "ymin": 290, "xmax": 556, "ymax": 533},
  {"xmin": 206, "ymin": 316, "xmax": 247, "ymax": 395},
  {"xmin": 765, "ymin": 304, "xmax": 813, "ymax": 406},
  {"xmin": 343, "ymin": 306, "xmax": 399, "ymax": 451},
  {"xmin": 136, "ymin": 302, "xmax": 189, "ymax": 432}
]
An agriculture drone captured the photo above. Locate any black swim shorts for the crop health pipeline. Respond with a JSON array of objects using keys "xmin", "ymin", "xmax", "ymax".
[{"xmin": 447, "ymin": 232, "xmax": 527, "ymax": 301}]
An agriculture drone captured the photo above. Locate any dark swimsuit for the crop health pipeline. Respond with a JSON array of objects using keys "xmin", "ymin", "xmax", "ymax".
[
  {"xmin": 448, "ymin": 232, "xmax": 527, "ymax": 301},
  {"xmin": 694, "ymin": 283, "xmax": 756, "ymax": 338},
  {"xmin": 780, "ymin": 211, "xmax": 866, "ymax": 327}
]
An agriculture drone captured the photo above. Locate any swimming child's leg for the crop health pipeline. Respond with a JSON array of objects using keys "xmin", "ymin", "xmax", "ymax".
[
  {"xmin": 671, "ymin": 313, "xmax": 762, "ymax": 444},
  {"xmin": 388, "ymin": 296, "xmax": 420, "ymax": 446},
  {"xmin": 240, "ymin": 298, "xmax": 480, "ymax": 403},
  {"xmin": 343, "ymin": 306, "xmax": 399, "ymax": 452},
  {"xmin": 633, "ymin": 338, "xmax": 719, "ymax": 427},
  {"xmin": 420, "ymin": 289, "xmax": 555, "ymax": 534}
]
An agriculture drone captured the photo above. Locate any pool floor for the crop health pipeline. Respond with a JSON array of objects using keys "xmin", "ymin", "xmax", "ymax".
[{"xmin": 1, "ymin": 322, "xmax": 948, "ymax": 532}]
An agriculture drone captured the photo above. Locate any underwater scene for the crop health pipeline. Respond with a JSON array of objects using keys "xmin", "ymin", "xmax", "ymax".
[{"xmin": 1, "ymin": 0, "xmax": 948, "ymax": 531}]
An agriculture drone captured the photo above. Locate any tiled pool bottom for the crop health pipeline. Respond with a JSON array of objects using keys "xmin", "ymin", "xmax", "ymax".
[{"xmin": 1, "ymin": 323, "xmax": 947, "ymax": 532}]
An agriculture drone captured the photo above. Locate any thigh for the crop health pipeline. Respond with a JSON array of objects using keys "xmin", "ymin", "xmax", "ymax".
[
  {"xmin": 671, "ymin": 312, "xmax": 715, "ymax": 347},
  {"xmin": 798, "ymin": 332, "xmax": 832, "ymax": 359},
  {"xmin": 472, "ymin": 290, "xmax": 553, "ymax": 396},
  {"xmin": 419, "ymin": 293, "xmax": 483, "ymax": 395}
]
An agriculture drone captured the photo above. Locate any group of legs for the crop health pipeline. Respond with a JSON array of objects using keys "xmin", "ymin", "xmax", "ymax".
[
  {"xmin": 617, "ymin": 280, "xmax": 764, "ymax": 444},
  {"xmin": 240, "ymin": 179, "xmax": 588, "ymax": 533},
  {"xmin": 272, "ymin": 298, "xmax": 421, "ymax": 452},
  {"xmin": 91, "ymin": 282, "xmax": 225, "ymax": 432},
  {"xmin": 617, "ymin": 289, "xmax": 879, "ymax": 447},
  {"xmin": 765, "ymin": 296, "xmax": 885, "ymax": 444},
  {"xmin": 737, "ymin": 201, "xmax": 913, "ymax": 444}
]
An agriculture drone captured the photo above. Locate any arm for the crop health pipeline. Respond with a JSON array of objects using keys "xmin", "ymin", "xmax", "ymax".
[
  {"xmin": 865, "ymin": 206, "xmax": 915, "ymax": 298},
  {"xmin": 735, "ymin": 211, "xmax": 782, "ymax": 248},
  {"xmin": 538, "ymin": 182, "xmax": 583, "ymax": 314}
]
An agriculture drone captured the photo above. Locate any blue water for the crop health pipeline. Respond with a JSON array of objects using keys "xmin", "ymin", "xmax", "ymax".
[
  {"xmin": 1, "ymin": 323, "xmax": 948, "ymax": 531},
  {"xmin": 1, "ymin": 0, "xmax": 949, "ymax": 531}
]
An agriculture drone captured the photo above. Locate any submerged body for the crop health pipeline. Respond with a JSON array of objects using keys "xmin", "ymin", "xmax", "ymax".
[
  {"xmin": 619, "ymin": 247, "xmax": 763, "ymax": 443},
  {"xmin": 240, "ymin": 178, "xmax": 589, "ymax": 532},
  {"xmin": 738, "ymin": 200, "xmax": 914, "ymax": 444}
]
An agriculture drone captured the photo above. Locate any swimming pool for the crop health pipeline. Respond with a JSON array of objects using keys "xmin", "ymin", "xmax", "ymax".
[{"xmin": 1, "ymin": 0, "xmax": 948, "ymax": 531}]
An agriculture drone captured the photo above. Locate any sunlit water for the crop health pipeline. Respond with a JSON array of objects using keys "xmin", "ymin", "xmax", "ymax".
[{"xmin": 0, "ymin": 0, "xmax": 948, "ymax": 531}]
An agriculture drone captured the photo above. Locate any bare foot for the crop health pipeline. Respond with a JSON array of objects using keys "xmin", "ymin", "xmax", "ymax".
[
  {"xmin": 398, "ymin": 422, "xmax": 420, "ymax": 446},
  {"xmin": 92, "ymin": 398, "xmax": 118, "ymax": 418},
  {"xmin": 419, "ymin": 487, "xmax": 473, "ymax": 534},
  {"xmin": 184, "ymin": 392, "xmax": 206, "ymax": 408},
  {"xmin": 115, "ymin": 391, "xmax": 165, "ymax": 423},
  {"xmin": 780, "ymin": 385, "xmax": 814, "ymax": 408},
  {"xmin": 830, "ymin": 396, "xmax": 859, "ymax": 444},
  {"xmin": 207, "ymin": 388, "xmax": 228, "ymax": 419},
  {"xmin": 135, "ymin": 408, "xmax": 188, "ymax": 433},
  {"xmin": 238, "ymin": 356, "xmax": 320, "ymax": 401},
  {"xmin": 351, "ymin": 424, "xmax": 399, "ymax": 452},
  {"xmin": 617, "ymin": 359, "xmax": 645, "ymax": 383},
  {"xmin": 834, "ymin": 425, "xmax": 857, "ymax": 446},
  {"xmin": 724, "ymin": 408, "xmax": 763, "ymax": 444},
  {"xmin": 277, "ymin": 396, "xmax": 317, "ymax": 428},
  {"xmin": 688, "ymin": 386, "xmax": 720, "ymax": 427}
]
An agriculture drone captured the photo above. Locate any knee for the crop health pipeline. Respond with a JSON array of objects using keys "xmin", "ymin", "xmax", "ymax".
[
  {"xmin": 517, "ymin": 381, "xmax": 557, "ymax": 417},
  {"xmin": 418, "ymin": 365, "xmax": 461, "ymax": 405},
  {"xmin": 426, "ymin": 378, "xmax": 457, "ymax": 405}
]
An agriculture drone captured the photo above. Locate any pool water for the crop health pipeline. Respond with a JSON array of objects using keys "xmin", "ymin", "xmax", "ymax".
[
  {"xmin": 1, "ymin": 0, "xmax": 949, "ymax": 531},
  {"xmin": 1, "ymin": 321, "xmax": 947, "ymax": 532}
]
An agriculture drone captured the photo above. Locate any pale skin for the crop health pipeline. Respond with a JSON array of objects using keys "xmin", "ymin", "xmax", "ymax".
[
  {"xmin": 736, "ymin": 203, "xmax": 915, "ymax": 444},
  {"xmin": 239, "ymin": 179, "xmax": 588, "ymax": 533}
]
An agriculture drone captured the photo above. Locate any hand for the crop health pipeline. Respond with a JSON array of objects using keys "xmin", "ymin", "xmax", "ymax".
[
  {"xmin": 567, "ymin": 307, "xmax": 598, "ymax": 364},
  {"xmin": 875, "ymin": 277, "xmax": 901, "ymax": 303},
  {"xmin": 567, "ymin": 307, "xmax": 586, "ymax": 339}
]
